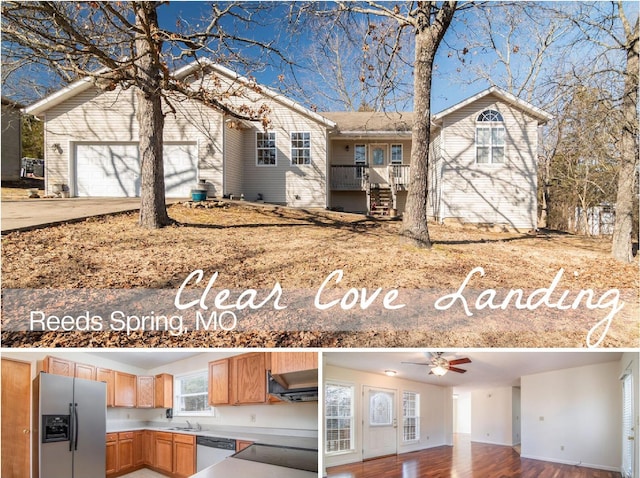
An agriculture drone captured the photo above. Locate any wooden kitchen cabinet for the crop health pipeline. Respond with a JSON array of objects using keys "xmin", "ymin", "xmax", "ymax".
[
  {"xmin": 173, "ymin": 434, "xmax": 196, "ymax": 478},
  {"xmin": 105, "ymin": 433, "xmax": 118, "ymax": 475},
  {"xmin": 155, "ymin": 373, "xmax": 173, "ymax": 408},
  {"xmin": 236, "ymin": 440, "xmax": 253, "ymax": 452},
  {"xmin": 136, "ymin": 376, "xmax": 155, "ymax": 408},
  {"xmin": 233, "ymin": 353, "xmax": 268, "ymax": 405},
  {"xmin": 118, "ymin": 432, "xmax": 134, "ymax": 472},
  {"xmin": 143, "ymin": 430, "xmax": 155, "ymax": 466},
  {"xmin": 133, "ymin": 431, "xmax": 144, "ymax": 466},
  {"xmin": 74, "ymin": 362, "xmax": 96, "ymax": 381},
  {"xmin": 114, "ymin": 371, "xmax": 137, "ymax": 407},
  {"xmin": 154, "ymin": 431, "xmax": 173, "ymax": 474},
  {"xmin": 41, "ymin": 356, "xmax": 74, "ymax": 377},
  {"xmin": 208, "ymin": 359, "xmax": 230, "ymax": 405},
  {"xmin": 96, "ymin": 368, "xmax": 115, "ymax": 407},
  {"xmin": 269, "ymin": 352, "xmax": 318, "ymax": 389}
]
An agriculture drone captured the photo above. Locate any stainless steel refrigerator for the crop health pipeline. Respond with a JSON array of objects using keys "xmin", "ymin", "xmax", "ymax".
[{"xmin": 33, "ymin": 372, "xmax": 106, "ymax": 478}]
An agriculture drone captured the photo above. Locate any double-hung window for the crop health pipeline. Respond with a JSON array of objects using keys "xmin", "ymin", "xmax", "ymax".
[
  {"xmin": 402, "ymin": 391, "xmax": 420, "ymax": 442},
  {"xmin": 476, "ymin": 109, "xmax": 505, "ymax": 164},
  {"xmin": 257, "ymin": 132, "xmax": 276, "ymax": 166},
  {"xmin": 391, "ymin": 144, "xmax": 403, "ymax": 179},
  {"xmin": 354, "ymin": 144, "xmax": 366, "ymax": 179},
  {"xmin": 291, "ymin": 132, "xmax": 311, "ymax": 165},
  {"xmin": 325, "ymin": 382, "xmax": 355, "ymax": 454},
  {"xmin": 174, "ymin": 370, "xmax": 213, "ymax": 416}
]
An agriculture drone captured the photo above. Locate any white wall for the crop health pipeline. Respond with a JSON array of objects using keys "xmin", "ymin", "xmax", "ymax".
[
  {"xmin": 471, "ymin": 386, "xmax": 514, "ymax": 446},
  {"xmin": 454, "ymin": 392, "xmax": 471, "ymax": 434},
  {"xmin": 521, "ymin": 360, "xmax": 621, "ymax": 472},
  {"xmin": 323, "ymin": 364, "xmax": 452, "ymax": 468}
]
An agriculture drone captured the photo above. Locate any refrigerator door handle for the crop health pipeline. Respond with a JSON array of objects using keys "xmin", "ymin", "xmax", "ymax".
[
  {"xmin": 69, "ymin": 403, "xmax": 74, "ymax": 452},
  {"xmin": 74, "ymin": 403, "xmax": 79, "ymax": 451}
]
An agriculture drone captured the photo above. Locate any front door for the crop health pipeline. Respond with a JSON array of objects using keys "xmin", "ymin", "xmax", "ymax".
[
  {"xmin": 369, "ymin": 145, "xmax": 388, "ymax": 186},
  {"xmin": 362, "ymin": 386, "xmax": 397, "ymax": 459}
]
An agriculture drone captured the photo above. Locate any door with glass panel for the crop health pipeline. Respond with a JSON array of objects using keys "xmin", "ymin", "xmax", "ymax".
[
  {"xmin": 368, "ymin": 145, "xmax": 388, "ymax": 185},
  {"xmin": 362, "ymin": 386, "xmax": 397, "ymax": 459},
  {"xmin": 621, "ymin": 371, "xmax": 635, "ymax": 478}
]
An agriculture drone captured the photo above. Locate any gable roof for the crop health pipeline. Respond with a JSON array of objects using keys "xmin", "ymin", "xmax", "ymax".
[
  {"xmin": 24, "ymin": 60, "xmax": 336, "ymax": 128},
  {"xmin": 432, "ymin": 86, "xmax": 553, "ymax": 125}
]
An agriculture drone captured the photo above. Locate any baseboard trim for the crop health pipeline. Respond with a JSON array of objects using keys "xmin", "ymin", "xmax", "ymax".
[{"xmin": 520, "ymin": 454, "xmax": 619, "ymax": 472}]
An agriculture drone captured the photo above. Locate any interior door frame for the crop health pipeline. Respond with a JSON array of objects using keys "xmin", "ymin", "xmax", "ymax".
[
  {"xmin": 621, "ymin": 368, "xmax": 635, "ymax": 478},
  {"xmin": 362, "ymin": 385, "xmax": 398, "ymax": 460}
]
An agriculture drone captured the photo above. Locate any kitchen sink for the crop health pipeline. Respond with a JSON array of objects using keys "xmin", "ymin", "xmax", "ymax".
[{"xmin": 165, "ymin": 427, "xmax": 196, "ymax": 431}]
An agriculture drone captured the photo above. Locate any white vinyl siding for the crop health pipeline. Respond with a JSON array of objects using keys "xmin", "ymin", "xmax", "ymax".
[
  {"xmin": 440, "ymin": 95, "xmax": 538, "ymax": 230},
  {"xmin": 223, "ymin": 125, "xmax": 244, "ymax": 197},
  {"xmin": 291, "ymin": 132, "xmax": 311, "ymax": 165},
  {"xmin": 256, "ymin": 132, "xmax": 277, "ymax": 166}
]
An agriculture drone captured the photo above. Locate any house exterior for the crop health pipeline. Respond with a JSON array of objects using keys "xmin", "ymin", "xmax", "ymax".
[
  {"xmin": 1, "ymin": 96, "xmax": 23, "ymax": 181},
  {"xmin": 25, "ymin": 61, "xmax": 551, "ymax": 231}
]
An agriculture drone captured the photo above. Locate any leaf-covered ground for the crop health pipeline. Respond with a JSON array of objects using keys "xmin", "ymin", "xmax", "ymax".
[{"xmin": 2, "ymin": 202, "xmax": 638, "ymax": 348}]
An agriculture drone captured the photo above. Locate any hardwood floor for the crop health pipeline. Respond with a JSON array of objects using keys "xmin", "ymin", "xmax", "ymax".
[{"xmin": 326, "ymin": 434, "xmax": 621, "ymax": 478}]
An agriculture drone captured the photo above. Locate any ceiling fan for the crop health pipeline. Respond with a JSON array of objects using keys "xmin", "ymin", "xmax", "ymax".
[{"xmin": 402, "ymin": 353, "xmax": 472, "ymax": 376}]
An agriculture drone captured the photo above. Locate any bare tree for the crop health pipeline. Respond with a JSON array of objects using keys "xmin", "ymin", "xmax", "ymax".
[{"xmin": 2, "ymin": 1, "xmax": 289, "ymax": 228}]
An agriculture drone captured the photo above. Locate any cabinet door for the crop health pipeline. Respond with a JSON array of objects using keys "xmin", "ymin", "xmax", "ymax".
[
  {"xmin": 44, "ymin": 356, "xmax": 74, "ymax": 377},
  {"xmin": 114, "ymin": 372, "xmax": 136, "ymax": 407},
  {"xmin": 233, "ymin": 353, "xmax": 267, "ymax": 405},
  {"xmin": 133, "ymin": 431, "xmax": 144, "ymax": 466},
  {"xmin": 154, "ymin": 433, "xmax": 173, "ymax": 473},
  {"xmin": 155, "ymin": 373, "xmax": 173, "ymax": 408},
  {"xmin": 236, "ymin": 440, "xmax": 253, "ymax": 452},
  {"xmin": 117, "ymin": 433, "xmax": 134, "ymax": 472},
  {"xmin": 270, "ymin": 352, "xmax": 318, "ymax": 375},
  {"xmin": 173, "ymin": 434, "xmax": 195, "ymax": 477},
  {"xmin": 136, "ymin": 376, "xmax": 155, "ymax": 408},
  {"xmin": 74, "ymin": 362, "xmax": 96, "ymax": 381},
  {"xmin": 208, "ymin": 359, "xmax": 230, "ymax": 405},
  {"xmin": 105, "ymin": 434, "xmax": 118, "ymax": 476},
  {"xmin": 96, "ymin": 368, "xmax": 115, "ymax": 407},
  {"xmin": 143, "ymin": 430, "xmax": 155, "ymax": 466}
]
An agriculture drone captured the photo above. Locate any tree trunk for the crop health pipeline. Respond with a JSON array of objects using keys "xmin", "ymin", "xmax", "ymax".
[
  {"xmin": 400, "ymin": 3, "xmax": 456, "ymax": 247},
  {"xmin": 611, "ymin": 19, "xmax": 639, "ymax": 262},
  {"xmin": 135, "ymin": 2, "xmax": 170, "ymax": 229}
]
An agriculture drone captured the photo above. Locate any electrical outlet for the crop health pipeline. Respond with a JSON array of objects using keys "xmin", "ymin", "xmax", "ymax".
[
  {"xmin": 539, "ymin": 416, "xmax": 544, "ymax": 421},
  {"xmin": 250, "ymin": 414, "xmax": 256, "ymax": 423},
  {"xmin": 426, "ymin": 436, "xmax": 429, "ymax": 440},
  {"xmin": 560, "ymin": 445, "xmax": 564, "ymax": 451},
  {"xmin": 486, "ymin": 433, "xmax": 490, "ymax": 437}
]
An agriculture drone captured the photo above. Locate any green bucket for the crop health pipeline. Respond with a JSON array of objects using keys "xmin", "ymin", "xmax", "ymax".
[{"xmin": 191, "ymin": 189, "xmax": 207, "ymax": 202}]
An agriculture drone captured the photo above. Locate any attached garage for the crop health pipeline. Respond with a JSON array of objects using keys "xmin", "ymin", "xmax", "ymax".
[{"xmin": 74, "ymin": 143, "xmax": 197, "ymax": 198}]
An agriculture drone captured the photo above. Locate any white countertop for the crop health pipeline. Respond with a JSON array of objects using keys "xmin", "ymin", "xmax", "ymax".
[
  {"xmin": 106, "ymin": 425, "xmax": 318, "ymax": 450},
  {"xmin": 189, "ymin": 457, "xmax": 317, "ymax": 478}
]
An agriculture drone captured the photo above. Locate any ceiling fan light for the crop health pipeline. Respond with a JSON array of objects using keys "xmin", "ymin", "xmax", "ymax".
[
  {"xmin": 432, "ymin": 365, "xmax": 448, "ymax": 376},
  {"xmin": 384, "ymin": 370, "xmax": 397, "ymax": 376}
]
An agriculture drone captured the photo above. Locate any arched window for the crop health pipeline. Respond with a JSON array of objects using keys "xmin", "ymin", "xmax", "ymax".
[{"xmin": 476, "ymin": 109, "xmax": 505, "ymax": 164}]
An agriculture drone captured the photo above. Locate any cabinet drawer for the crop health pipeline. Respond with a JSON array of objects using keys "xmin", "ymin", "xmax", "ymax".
[
  {"xmin": 118, "ymin": 431, "xmax": 134, "ymax": 440},
  {"xmin": 173, "ymin": 433, "xmax": 195, "ymax": 444},
  {"xmin": 106, "ymin": 433, "xmax": 117, "ymax": 443},
  {"xmin": 155, "ymin": 431, "xmax": 173, "ymax": 441}
]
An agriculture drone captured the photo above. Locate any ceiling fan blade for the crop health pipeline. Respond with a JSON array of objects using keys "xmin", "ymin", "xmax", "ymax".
[
  {"xmin": 401, "ymin": 362, "xmax": 432, "ymax": 366},
  {"xmin": 448, "ymin": 366, "xmax": 467, "ymax": 374},
  {"xmin": 449, "ymin": 358, "xmax": 471, "ymax": 366}
]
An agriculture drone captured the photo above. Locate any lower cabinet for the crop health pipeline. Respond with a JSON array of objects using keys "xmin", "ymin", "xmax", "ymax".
[
  {"xmin": 173, "ymin": 434, "xmax": 196, "ymax": 478},
  {"xmin": 106, "ymin": 433, "xmax": 118, "ymax": 475},
  {"xmin": 134, "ymin": 431, "xmax": 144, "ymax": 466},
  {"xmin": 154, "ymin": 431, "xmax": 174, "ymax": 474},
  {"xmin": 143, "ymin": 430, "xmax": 155, "ymax": 466}
]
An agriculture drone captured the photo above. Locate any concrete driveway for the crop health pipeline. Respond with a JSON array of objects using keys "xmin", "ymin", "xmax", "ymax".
[{"xmin": 1, "ymin": 198, "xmax": 182, "ymax": 233}]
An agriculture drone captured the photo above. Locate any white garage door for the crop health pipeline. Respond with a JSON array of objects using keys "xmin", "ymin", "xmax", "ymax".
[{"xmin": 75, "ymin": 143, "xmax": 197, "ymax": 198}]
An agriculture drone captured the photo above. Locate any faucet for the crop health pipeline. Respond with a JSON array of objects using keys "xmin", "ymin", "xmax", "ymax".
[
  {"xmin": 196, "ymin": 422, "xmax": 202, "ymax": 431},
  {"xmin": 186, "ymin": 420, "xmax": 192, "ymax": 429}
]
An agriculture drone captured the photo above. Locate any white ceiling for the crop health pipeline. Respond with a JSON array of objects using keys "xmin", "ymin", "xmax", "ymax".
[
  {"xmin": 323, "ymin": 351, "xmax": 623, "ymax": 393},
  {"xmin": 85, "ymin": 351, "xmax": 206, "ymax": 370}
]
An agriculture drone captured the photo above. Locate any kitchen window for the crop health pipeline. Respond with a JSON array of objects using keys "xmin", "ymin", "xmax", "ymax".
[
  {"xmin": 174, "ymin": 371, "xmax": 213, "ymax": 416},
  {"xmin": 476, "ymin": 109, "xmax": 505, "ymax": 164},
  {"xmin": 291, "ymin": 132, "xmax": 311, "ymax": 165},
  {"xmin": 325, "ymin": 382, "xmax": 354, "ymax": 454},
  {"xmin": 402, "ymin": 391, "xmax": 420, "ymax": 442},
  {"xmin": 257, "ymin": 131, "xmax": 276, "ymax": 166}
]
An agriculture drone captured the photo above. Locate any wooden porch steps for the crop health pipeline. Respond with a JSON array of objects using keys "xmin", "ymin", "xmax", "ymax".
[{"xmin": 369, "ymin": 187, "xmax": 392, "ymax": 216}]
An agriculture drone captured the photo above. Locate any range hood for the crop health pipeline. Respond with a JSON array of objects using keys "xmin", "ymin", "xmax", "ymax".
[{"xmin": 267, "ymin": 372, "xmax": 318, "ymax": 402}]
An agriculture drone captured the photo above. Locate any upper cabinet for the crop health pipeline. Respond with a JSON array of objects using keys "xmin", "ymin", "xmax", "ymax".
[
  {"xmin": 74, "ymin": 362, "xmax": 97, "ymax": 381},
  {"xmin": 269, "ymin": 352, "xmax": 318, "ymax": 389},
  {"xmin": 96, "ymin": 368, "xmax": 115, "ymax": 407},
  {"xmin": 41, "ymin": 356, "xmax": 74, "ymax": 377},
  {"xmin": 208, "ymin": 353, "xmax": 268, "ymax": 406},
  {"xmin": 114, "ymin": 372, "xmax": 137, "ymax": 408},
  {"xmin": 136, "ymin": 376, "xmax": 155, "ymax": 408},
  {"xmin": 155, "ymin": 374, "xmax": 173, "ymax": 409}
]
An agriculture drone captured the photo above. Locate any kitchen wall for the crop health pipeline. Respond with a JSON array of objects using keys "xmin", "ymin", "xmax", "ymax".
[
  {"xmin": 521, "ymin": 359, "xmax": 621, "ymax": 471},
  {"xmin": 470, "ymin": 386, "xmax": 515, "ymax": 446},
  {"xmin": 323, "ymin": 363, "xmax": 452, "ymax": 468},
  {"xmin": 2, "ymin": 350, "xmax": 318, "ymax": 434}
]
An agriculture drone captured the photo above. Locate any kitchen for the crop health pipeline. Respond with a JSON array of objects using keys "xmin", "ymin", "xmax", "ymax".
[{"xmin": 0, "ymin": 350, "xmax": 318, "ymax": 478}]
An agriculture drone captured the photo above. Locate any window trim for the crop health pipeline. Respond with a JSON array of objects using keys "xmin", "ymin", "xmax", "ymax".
[
  {"xmin": 475, "ymin": 109, "xmax": 505, "ymax": 165},
  {"xmin": 390, "ymin": 144, "xmax": 403, "ymax": 165},
  {"xmin": 290, "ymin": 131, "xmax": 311, "ymax": 166},
  {"xmin": 256, "ymin": 131, "xmax": 277, "ymax": 167},
  {"xmin": 325, "ymin": 381, "xmax": 356, "ymax": 455},
  {"xmin": 173, "ymin": 370, "xmax": 214, "ymax": 417},
  {"xmin": 402, "ymin": 390, "xmax": 420, "ymax": 443}
]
